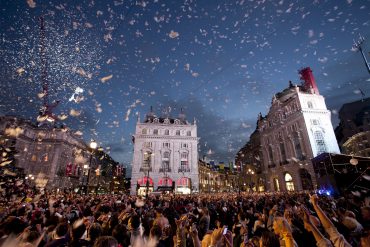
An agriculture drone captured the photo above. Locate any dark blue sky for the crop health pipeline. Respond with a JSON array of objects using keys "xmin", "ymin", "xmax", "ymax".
[{"xmin": 1, "ymin": 0, "xmax": 370, "ymax": 167}]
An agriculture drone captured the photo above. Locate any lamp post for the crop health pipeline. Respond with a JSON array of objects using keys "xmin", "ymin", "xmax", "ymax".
[
  {"xmin": 208, "ymin": 172, "xmax": 211, "ymax": 194},
  {"xmin": 144, "ymin": 152, "xmax": 154, "ymax": 198},
  {"xmin": 85, "ymin": 140, "xmax": 97, "ymax": 194},
  {"xmin": 246, "ymin": 168, "xmax": 255, "ymax": 193}
]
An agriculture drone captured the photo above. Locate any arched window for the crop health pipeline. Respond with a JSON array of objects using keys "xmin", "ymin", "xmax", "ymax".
[
  {"xmin": 280, "ymin": 142, "xmax": 287, "ymax": 163},
  {"xmin": 314, "ymin": 131, "xmax": 327, "ymax": 155},
  {"xmin": 176, "ymin": 130, "xmax": 180, "ymax": 136},
  {"xmin": 273, "ymin": 178, "xmax": 280, "ymax": 192},
  {"xmin": 142, "ymin": 128, "xmax": 147, "ymax": 134},
  {"xmin": 299, "ymin": 168, "xmax": 313, "ymax": 190},
  {"xmin": 165, "ymin": 129, "xmax": 169, "ymax": 135},
  {"xmin": 293, "ymin": 132, "xmax": 303, "ymax": 160},
  {"xmin": 268, "ymin": 146, "xmax": 274, "ymax": 163},
  {"xmin": 307, "ymin": 101, "xmax": 313, "ymax": 109},
  {"xmin": 284, "ymin": 173, "xmax": 295, "ymax": 191},
  {"xmin": 187, "ymin": 131, "xmax": 191, "ymax": 136},
  {"xmin": 153, "ymin": 129, "xmax": 159, "ymax": 135}
]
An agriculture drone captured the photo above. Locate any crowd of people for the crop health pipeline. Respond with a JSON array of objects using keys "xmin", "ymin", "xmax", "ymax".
[{"xmin": 0, "ymin": 180, "xmax": 369, "ymax": 247}]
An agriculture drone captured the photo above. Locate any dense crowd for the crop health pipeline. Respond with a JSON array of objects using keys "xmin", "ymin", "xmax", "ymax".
[{"xmin": 0, "ymin": 180, "xmax": 369, "ymax": 247}]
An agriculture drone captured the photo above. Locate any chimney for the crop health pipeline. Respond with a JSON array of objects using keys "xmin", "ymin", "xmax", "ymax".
[{"xmin": 299, "ymin": 67, "xmax": 320, "ymax": 95}]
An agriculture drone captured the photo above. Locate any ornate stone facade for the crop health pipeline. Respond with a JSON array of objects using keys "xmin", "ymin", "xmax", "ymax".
[
  {"xmin": 243, "ymin": 68, "xmax": 340, "ymax": 192},
  {"xmin": 0, "ymin": 116, "xmax": 88, "ymax": 188},
  {"xmin": 130, "ymin": 109, "xmax": 199, "ymax": 195}
]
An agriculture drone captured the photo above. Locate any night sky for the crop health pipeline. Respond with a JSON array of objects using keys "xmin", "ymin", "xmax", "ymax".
[{"xmin": 1, "ymin": 0, "xmax": 370, "ymax": 171}]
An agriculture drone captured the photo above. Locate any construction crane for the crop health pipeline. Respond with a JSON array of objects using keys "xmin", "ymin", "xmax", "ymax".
[{"xmin": 37, "ymin": 16, "xmax": 60, "ymax": 125}]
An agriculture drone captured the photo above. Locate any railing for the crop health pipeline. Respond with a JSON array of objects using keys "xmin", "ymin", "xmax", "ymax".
[
  {"xmin": 140, "ymin": 167, "xmax": 152, "ymax": 172},
  {"xmin": 159, "ymin": 167, "xmax": 171, "ymax": 173},
  {"xmin": 178, "ymin": 167, "xmax": 190, "ymax": 173}
]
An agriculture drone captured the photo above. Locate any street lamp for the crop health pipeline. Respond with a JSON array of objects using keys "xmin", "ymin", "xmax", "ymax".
[
  {"xmin": 85, "ymin": 140, "xmax": 97, "ymax": 194},
  {"xmin": 246, "ymin": 167, "xmax": 255, "ymax": 192},
  {"xmin": 208, "ymin": 172, "xmax": 211, "ymax": 194},
  {"xmin": 144, "ymin": 152, "xmax": 154, "ymax": 198}
]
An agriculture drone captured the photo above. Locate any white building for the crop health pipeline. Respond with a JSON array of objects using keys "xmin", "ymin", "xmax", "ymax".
[
  {"xmin": 130, "ymin": 108, "xmax": 199, "ymax": 195},
  {"xmin": 257, "ymin": 67, "xmax": 340, "ymax": 192}
]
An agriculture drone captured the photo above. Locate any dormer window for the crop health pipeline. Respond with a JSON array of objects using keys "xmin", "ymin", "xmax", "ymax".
[
  {"xmin": 174, "ymin": 119, "xmax": 180, "ymax": 124},
  {"xmin": 164, "ymin": 118, "xmax": 170, "ymax": 124},
  {"xmin": 154, "ymin": 118, "xmax": 159, "ymax": 123}
]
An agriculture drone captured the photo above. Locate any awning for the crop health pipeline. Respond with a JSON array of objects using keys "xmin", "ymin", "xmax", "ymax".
[
  {"xmin": 177, "ymin": 177, "xmax": 191, "ymax": 187},
  {"xmin": 158, "ymin": 177, "xmax": 173, "ymax": 187},
  {"xmin": 137, "ymin": 176, "xmax": 153, "ymax": 186}
]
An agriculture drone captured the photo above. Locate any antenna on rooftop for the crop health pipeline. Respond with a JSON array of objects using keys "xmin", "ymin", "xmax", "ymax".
[
  {"xmin": 352, "ymin": 34, "xmax": 370, "ymax": 74},
  {"xmin": 37, "ymin": 16, "xmax": 60, "ymax": 126}
]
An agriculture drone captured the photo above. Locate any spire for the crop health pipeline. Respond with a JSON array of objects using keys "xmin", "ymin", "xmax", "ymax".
[
  {"xmin": 299, "ymin": 67, "xmax": 320, "ymax": 95},
  {"xmin": 178, "ymin": 107, "xmax": 186, "ymax": 122},
  {"xmin": 289, "ymin": 80, "xmax": 294, "ymax": 88},
  {"xmin": 144, "ymin": 106, "xmax": 156, "ymax": 122}
]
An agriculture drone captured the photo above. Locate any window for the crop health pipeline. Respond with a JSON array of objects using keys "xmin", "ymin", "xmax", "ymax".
[
  {"xmin": 307, "ymin": 101, "xmax": 313, "ymax": 109},
  {"xmin": 181, "ymin": 143, "xmax": 189, "ymax": 148},
  {"xmin": 314, "ymin": 131, "xmax": 327, "ymax": 155},
  {"xmin": 31, "ymin": 154, "xmax": 37, "ymax": 162},
  {"xmin": 143, "ymin": 152, "xmax": 152, "ymax": 167},
  {"xmin": 268, "ymin": 146, "xmax": 274, "ymax": 163},
  {"xmin": 181, "ymin": 152, "xmax": 188, "ymax": 160},
  {"xmin": 293, "ymin": 133, "xmax": 303, "ymax": 160},
  {"xmin": 163, "ymin": 151, "xmax": 170, "ymax": 159},
  {"xmin": 311, "ymin": 119, "xmax": 319, "ymax": 125},
  {"xmin": 179, "ymin": 152, "xmax": 190, "ymax": 172},
  {"xmin": 280, "ymin": 142, "xmax": 287, "ymax": 163},
  {"xmin": 142, "ymin": 128, "xmax": 147, "ymax": 134},
  {"xmin": 43, "ymin": 154, "xmax": 48, "ymax": 162},
  {"xmin": 187, "ymin": 131, "xmax": 191, "ymax": 136},
  {"xmin": 285, "ymin": 173, "xmax": 295, "ymax": 191},
  {"xmin": 273, "ymin": 178, "xmax": 280, "ymax": 192},
  {"xmin": 164, "ymin": 129, "xmax": 169, "ymax": 135},
  {"xmin": 161, "ymin": 151, "xmax": 170, "ymax": 172},
  {"xmin": 153, "ymin": 129, "xmax": 158, "ymax": 135},
  {"xmin": 143, "ymin": 142, "xmax": 152, "ymax": 148},
  {"xmin": 163, "ymin": 142, "xmax": 170, "ymax": 148},
  {"xmin": 176, "ymin": 130, "xmax": 180, "ymax": 136}
]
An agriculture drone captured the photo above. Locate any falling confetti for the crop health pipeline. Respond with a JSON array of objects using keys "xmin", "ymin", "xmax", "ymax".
[{"xmin": 100, "ymin": 75, "xmax": 113, "ymax": 83}]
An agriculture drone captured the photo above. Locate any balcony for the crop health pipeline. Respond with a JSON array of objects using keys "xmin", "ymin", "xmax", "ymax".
[
  {"xmin": 140, "ymin": 167, "xmax": 152, "ymax": 172},
  {"xmin": 159, "ymin": 167, "xmax": 171, "ymax": 173},
  {"xmin": 279, "ymin": 160, "xmax": 289, "ymax": 166},
  {"xmin": 178, "ymin": 167, "xmax": 190, "ymax": 173},
  {"xmin": 268, "ymin": 163, "xmax": 276, "ymax": 168}
]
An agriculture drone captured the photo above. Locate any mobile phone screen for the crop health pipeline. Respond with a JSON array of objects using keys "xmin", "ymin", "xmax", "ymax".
[{"xmin": 223, "ymin": 227, "xmax": 228, "ymax": 235}]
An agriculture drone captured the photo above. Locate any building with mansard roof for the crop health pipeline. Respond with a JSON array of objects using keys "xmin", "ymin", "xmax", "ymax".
[
  {"xmin": 130, "ymin": 108, "xmax": 199, "ymax": 195},
  {"xmin": 244, "ymin": 68, "xmax": 340, "ymax": 192}
]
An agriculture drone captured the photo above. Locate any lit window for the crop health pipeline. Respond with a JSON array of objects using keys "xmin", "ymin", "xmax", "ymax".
[
  {"xmin": 273, "ymin": 178, "xmax": 280, "ymax": 192},
  {"xmin": 285, "ymin": 173, "xmax": 295, "ymax": 191},
  {"xmin": 314, "ymin": 131, "xmax": 327, "ymax": 155},
  {"xmin": 31, "ymin": 154, "xmax": 37, "ymax": 162}
]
